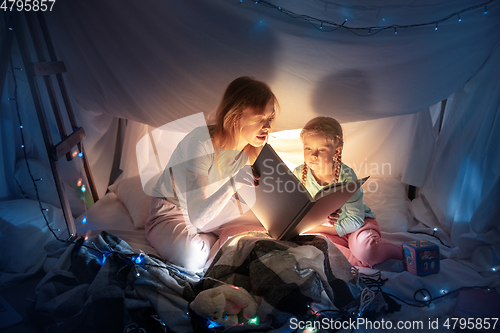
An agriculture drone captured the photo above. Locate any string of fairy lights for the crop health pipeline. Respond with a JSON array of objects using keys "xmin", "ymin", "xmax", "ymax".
[
  {"xmin": 239, "ymin": 0, "xmax": 497, "ymax": 36},
  {"xmin": 5, "ymin": 3, "xmax": 499, "ymax": 330}
]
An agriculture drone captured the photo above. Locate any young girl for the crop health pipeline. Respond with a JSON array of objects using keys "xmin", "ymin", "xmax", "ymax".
[
  {"xmin": 146, "ymin": 76, "xmax": 278, "ymax": 271},
  {"xmin": 294, "ymin": 116, "xmax": 404, "ymax": 271}
]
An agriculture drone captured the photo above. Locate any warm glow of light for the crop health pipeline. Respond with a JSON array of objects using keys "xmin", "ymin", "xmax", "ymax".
[
  {"xmin": 77, "ymin": 179, "xmax": 83, "ymax": 186},
  {"xmin": 270, "ymin": 129, "xmax": 301, "ymax": 140}
]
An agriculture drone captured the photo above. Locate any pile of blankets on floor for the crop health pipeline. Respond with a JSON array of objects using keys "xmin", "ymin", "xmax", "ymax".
[{"xmin": 33, "ymin": 231, "xmax": 399, "ymax": 333}]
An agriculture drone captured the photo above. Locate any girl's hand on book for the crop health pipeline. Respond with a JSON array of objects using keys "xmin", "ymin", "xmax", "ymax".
[{"xmin": 326, "ymin": 208, "xmax": 342, "ymax": 225}]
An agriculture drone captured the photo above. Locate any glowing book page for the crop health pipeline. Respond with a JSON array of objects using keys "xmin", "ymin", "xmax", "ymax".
[{"xmin": 248, "ymin": 143, "xmax": 368, "ymax": 240}]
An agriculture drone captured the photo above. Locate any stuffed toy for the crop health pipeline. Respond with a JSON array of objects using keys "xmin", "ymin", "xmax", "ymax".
[{"xmin": 190, "ymin": 284, "xmax": 258, "ymax": 327}]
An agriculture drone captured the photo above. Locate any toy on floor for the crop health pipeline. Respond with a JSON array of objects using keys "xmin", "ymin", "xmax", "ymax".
[
  {"xmin": 403, "ymin": 240, "xmax": 440, "ymax": 276},
  {"xmin": 190, "ymin": 284, "xmax": 258, "ymax": 327}
]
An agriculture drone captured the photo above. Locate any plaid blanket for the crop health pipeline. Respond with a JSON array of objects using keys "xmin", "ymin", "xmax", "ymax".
[
  {"xmin": 192, "ymin": 231, "xmax": 384, "ymax": 331},
  {"xmin": 33, "ymin": 231, "xmax": 397, "ymax": 333},
  {"xmin": 34, "ymin": 232, "xmax": 199, "ymax": 333}
]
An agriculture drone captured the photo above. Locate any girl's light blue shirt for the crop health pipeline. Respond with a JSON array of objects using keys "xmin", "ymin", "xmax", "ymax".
[{"xmin": 292, "ymin": 163, "xmax": 376, "ymax": 237}]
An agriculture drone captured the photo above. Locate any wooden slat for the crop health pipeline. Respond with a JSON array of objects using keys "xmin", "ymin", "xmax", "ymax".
[
  {"xmin": 80, "ymin": 143, "xmax": 99, "ymax": 203},
  {"xmin": 29, "ymin": 60, "xmax": 66, "ymax": 77},
  {"xmin": 37, "ymin": 13, "xmax": 78, "ymax": 131},
  {"xmin": 37, "ymin": 13, "xmax": 98, "ymax": 202},
  {"xmin": 53, "ymin": 127, "xmax": 85, "ymax": 161},
  {"xmin": 25, "ymin": 13, "xmax": 72, "ymax": 161},
  {"xmin": 13, "ymin": 14, "xmax": 76, "ymax": 240}
]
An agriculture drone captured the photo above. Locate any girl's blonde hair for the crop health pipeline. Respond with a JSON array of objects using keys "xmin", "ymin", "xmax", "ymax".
[
  {"xmin": 209, "ymin": 76, "xmax": 278, "ymax": 162},
  {"xmin": 299, "ymin": 116, "xmax": 343, "ymax": 185}
]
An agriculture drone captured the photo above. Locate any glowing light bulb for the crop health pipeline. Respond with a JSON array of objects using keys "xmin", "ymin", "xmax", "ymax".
[
  {"xmin": 82, "ymin": 215, "xmax": 87, "ymax": 224},
  {"xmin": 81, "ymin": 185, "xmax": 86, "ymax": 192},
  {"xmin": 248, "ymin": 316, "xmax": 259, "ymax": 325},
  {"xmin": 433, "ymin": 228, "xmax": 438, "ymax": 232},
  {"xmin": 77, "ymin": 179, "xmax": 83, "ymax": 186},
  {"xmin": 21, "ymin": 144, "xmax": 24, "ymax": 148},
  {"xmin": 78, "ymin": 152, "xmax": 83, "ymax": 157},
  {"xmin": 207, "ymin": 320, "xmax": 223, "ymax": 329},
  {"xmin": 492, "ymin": 267, "xmax": 497, "ymax": 272},
  {"xmin": 134, "ymin": 254, "xmax": 143, "ymax": 264},
  {"xmin": 441, "ymin": 289, "xmax": 447, "ymax": 294},
  {"xmin": 72, "ymin": 151, "xmax": 78, "ymax": 157},
  {"xmin": 458, "ymin": 14, "xmax": 462, "ymax": 22},
  {"xmin": 435, "ymin": 23, "xmax": 438, "ymax": 31},
  {"xmin": 20, "ymin": 125, "xmax": 23, "ymax": 128}
]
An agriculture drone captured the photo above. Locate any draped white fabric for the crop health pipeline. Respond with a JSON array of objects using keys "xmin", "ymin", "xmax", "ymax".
[
  {"xmin": 42, "ymin": 0, "xmax": 500, "ymax": 127},
  {"xmin": 1, "ymin": 0, "xmax": 499, "ymax": 270},
  {"xmin": 413, "ymin": 44, "xmax": 500, "ymax": 270}
]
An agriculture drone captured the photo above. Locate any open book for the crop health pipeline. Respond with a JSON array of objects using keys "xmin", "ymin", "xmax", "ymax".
[{"xmin": 244, "ymin": 143, "xmax": 369, "ymax": 240}]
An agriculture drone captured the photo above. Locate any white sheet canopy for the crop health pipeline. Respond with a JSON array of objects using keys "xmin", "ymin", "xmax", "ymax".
[{"xmin": 1, "ymin": 0, "xmax": 499, "ymax": 272}]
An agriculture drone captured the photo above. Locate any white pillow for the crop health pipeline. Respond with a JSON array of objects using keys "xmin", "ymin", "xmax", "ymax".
[
  {"xmin": 108, "ymin": 175, "xmax": 151, "ymax": 229},
  {"xmin": 14, "ymin": 159, "xmax": 86, "ymax": 218},
  {"xmin": 362, "ymin": 177, "xmax": 413, "ymax": 233},
  {"xmin": 0, "ymin": 199, "xmax": 66, "ymax": 286}
]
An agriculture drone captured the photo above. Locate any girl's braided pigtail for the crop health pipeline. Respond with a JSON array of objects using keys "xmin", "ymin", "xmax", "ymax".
[{"xmin": 301, "ymin": 163, "xmax": 308, "ymax": 185}]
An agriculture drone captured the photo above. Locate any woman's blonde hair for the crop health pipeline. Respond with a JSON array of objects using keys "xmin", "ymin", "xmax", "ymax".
[
  {"xmin": 300, "ymin": 116, "xmax": 343, "ymax": 185},
  {"xmin": 210, "ymin": 76, "xmax": 278, "ymax": 161}
]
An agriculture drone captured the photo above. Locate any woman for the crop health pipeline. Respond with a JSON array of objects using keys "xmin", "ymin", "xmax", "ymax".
[{"xmin": 146, "ymin": 76, "xmax": 278, "ymax": 271}]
